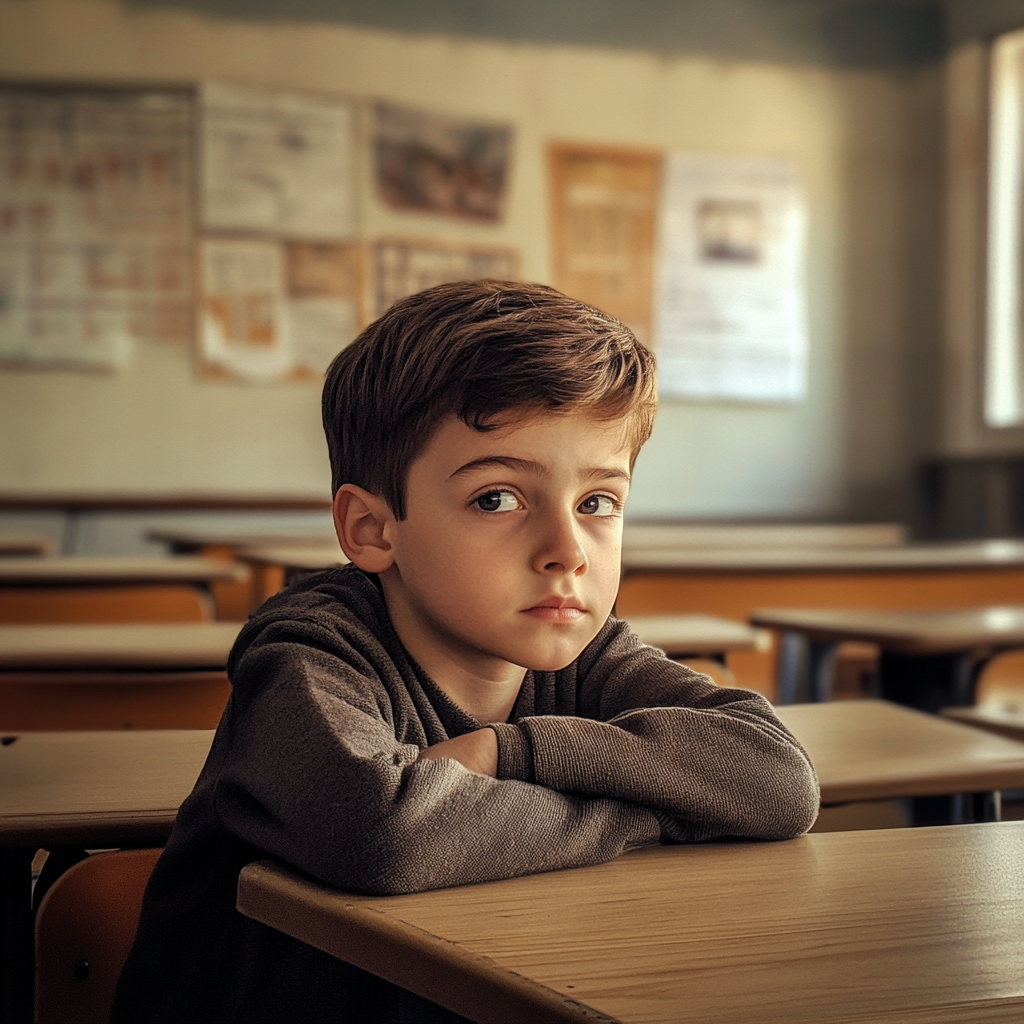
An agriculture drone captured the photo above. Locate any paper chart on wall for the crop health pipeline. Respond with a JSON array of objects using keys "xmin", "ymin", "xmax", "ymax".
[
  {"xmin": 372, "ymin": 238, "xmax": 519, "ymax": 317},
  {"xmin": 200, "ymin": 82, "xmax": 355, "ymax": 240},
  {"xmin": 0, "ymin": 88, "xmax": 193, "ymax": 368},
  {"xmin": 654, "ymin": 153, "xmax": 807, "ymax": 402}
]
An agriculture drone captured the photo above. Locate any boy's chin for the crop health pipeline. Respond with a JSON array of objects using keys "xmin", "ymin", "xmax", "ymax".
[{"xmin": 519, "ymin": 648, "xmax": 588, "ymax": 674}]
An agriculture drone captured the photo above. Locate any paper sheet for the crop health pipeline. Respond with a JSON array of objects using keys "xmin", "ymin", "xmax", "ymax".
[
  {"xmin": 654, "ymin": 153, "xmax": 807, "ymax": 402},
  {"xmin": 200, "ymin": 82, "xmax": 355, "ymax": 240},
  {"xmin": 549, "ymin": 144, "xmax": 661, "ymax": 345},
  {"xmin": 0, "ymin": 89, "xmax": 193, "ymax": 367},
  {"xmin": 372, "ymin": 238, "xmax": 519, "ymax": 317}
]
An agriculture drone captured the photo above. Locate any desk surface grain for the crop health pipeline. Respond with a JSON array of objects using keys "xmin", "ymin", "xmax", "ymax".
[
  {"xmin": 238, "ymin": 822, "xmax": 1024, "ymax": 1024},
  {"xmin": 0, "ymin": 621, "xmax": 243, "ymax": 671},
  {"xmin": 0, "ymin": 729, "xmax": 213, "ymax": 847}
]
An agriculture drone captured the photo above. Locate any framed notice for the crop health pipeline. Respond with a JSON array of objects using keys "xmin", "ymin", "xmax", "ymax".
[
  {"xmin": 372, "ymin": 238, "xmax": 519, "ymax": 318},
  {"xmin": 654, "ymin": 153, "xmax": 807, "ymax": 403},
  {"xmin": 0, "ymin": 85, "xmax": 193, "ymax": 368},
  {"xmin": 548, "ymin": 143, "xmax": 661, "ymax": 346}
]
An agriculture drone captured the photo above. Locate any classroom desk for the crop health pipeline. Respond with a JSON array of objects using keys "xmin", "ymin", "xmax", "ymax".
[
  {"xmin": 775, "ymin": 699, "xmax": 1024, "ymax": 818},
  {"xmin": 236, "ymin": 543, "xmax": 348, "ymax": 609},
  {"xmin": 621, "ymin": 521, "xmax": 907, "ymax": 550},
  {"xmin": 0, "ymin": 556, "xmax": 249, "ymax": 624},
  {"xmin": 0, "ymin": 729, "xmax": 213, "ymax": 1023},
  {"xmin": 942, "ymin": 704, "xmax": 1024, "ymax": 743},
  {"xmin": 623, "ymin": 614, "xmax": 758, "ymax": 661},
  {"xmin": 752, "ymin": 605, "xmax": 1024, "ymax": 711},
  {"xmin": 0, "ymin": 536, "xmax": 55, "ymax": 557},
  {"xmin": 616, "ymin": 539, "xmax": 1024, "ymax": 698},
  {"xmin": 0, "ymin": 622, "xmax": 242, "ymax": 730},
  {"xmin": 237, "ymin": 821, "xmax": 1024, "ymax": 1024}
]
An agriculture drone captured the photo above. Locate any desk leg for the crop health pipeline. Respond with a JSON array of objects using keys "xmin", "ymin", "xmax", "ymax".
[
  {"xmin": 879, "ymin": 651, "xmax": 985, "ymax": 713},
  {"xmin": 775, "ymin": 632, "xmax": 837, "ymax": 704},
  {"xmin": 0, "ymin": 847, "xmax": 34, "ymax": 1024}
]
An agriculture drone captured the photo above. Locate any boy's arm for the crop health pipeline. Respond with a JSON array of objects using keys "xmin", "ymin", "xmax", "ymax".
[
  {"xmin": 213, "ymin": 633, "xmax": 660, "ymax": 898},
  {"xmin": 487, "ymin": 617, "xmax": 819, "ymax": 844}
]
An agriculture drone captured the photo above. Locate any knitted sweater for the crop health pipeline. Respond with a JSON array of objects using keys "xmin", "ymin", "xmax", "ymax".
[{"xmin": 112, "ymin": 566, "xmax": 818, "ymax": 1023}]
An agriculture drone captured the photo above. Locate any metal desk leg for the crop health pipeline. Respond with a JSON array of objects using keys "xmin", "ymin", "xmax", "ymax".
[
  {"xmin": 0, "ymin": 847, "xmax": 35, "ymax": 1024},
  {"xmin": 808, "ymin": 641, "xmax": 838, "ymax": 703},
  {"xmin": 775, "ymin": 631, "xmax": 837, "ymax": 704}
]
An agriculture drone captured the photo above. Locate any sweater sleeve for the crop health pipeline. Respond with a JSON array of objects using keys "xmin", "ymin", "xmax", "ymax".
[
  {"xmin": 488, "ymin": 617, "xmax": 819, "ymax": 843},
  {"xmin": 212, "ymin": 626, "xmax": 661, "ymax": 897}
]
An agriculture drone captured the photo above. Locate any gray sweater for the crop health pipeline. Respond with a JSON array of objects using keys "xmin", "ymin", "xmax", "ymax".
[{"xmin": 113, "ymin": 566, "xmax": 818, "ymax": 1023}]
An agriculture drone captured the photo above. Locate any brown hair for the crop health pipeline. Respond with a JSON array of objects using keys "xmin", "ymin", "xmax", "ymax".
[{"xmin": 322, "ymin": 279, "xmax": 657, "ymax": 518}]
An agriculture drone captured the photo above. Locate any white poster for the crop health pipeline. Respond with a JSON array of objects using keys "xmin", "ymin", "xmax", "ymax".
[
  {"xmin": 654, "ymin": 153, "xmax": 807, "ymax": 402},
  {"xmin": 200, "ymin": 82, "xmax": 355, "ymax": 239}
]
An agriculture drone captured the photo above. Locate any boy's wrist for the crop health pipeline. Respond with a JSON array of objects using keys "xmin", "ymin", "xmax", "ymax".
[{"xmin": 487, "ymin": 723, "xmax": 534, "ymax": 782}]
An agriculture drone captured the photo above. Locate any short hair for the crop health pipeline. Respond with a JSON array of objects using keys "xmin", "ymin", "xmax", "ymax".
[{"xmin": 322, "ymin": 279, "xmax": 657, "ymax": 519}]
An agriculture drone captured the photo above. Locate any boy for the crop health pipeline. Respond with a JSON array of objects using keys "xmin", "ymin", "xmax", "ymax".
[{"xmin": 113, "ymin": 280, "xmax": 818, "ymax": 1023}]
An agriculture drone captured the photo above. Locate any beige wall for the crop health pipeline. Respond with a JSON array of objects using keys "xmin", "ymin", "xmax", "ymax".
[{"xmin": 0, "ymin": 0, "xmax": 942, "ymax": 520}]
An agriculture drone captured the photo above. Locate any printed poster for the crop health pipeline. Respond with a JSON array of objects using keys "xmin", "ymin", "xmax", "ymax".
[
  {"xmin": 374, "ymin": 103, "xmax": 512, "ymax": 222},
  {"xmin": 200, "ymin": 82, "xmax": 355, "ymax": 240},
  {"xmin": 654, "ymin": 153, "xmax": 807, "ymax": 402},
  {"xmin": 372, "ymin": 238, "xmax": 518, "ymax": 317},
  {"xmin": 0, "ymin": 88, "xmax": 193, "ymax": 368}
]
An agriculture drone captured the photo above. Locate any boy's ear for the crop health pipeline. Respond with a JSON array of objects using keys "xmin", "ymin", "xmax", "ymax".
[{"xmin": 333, "ymin": 485, "xmax": 396, "ymax": 574}]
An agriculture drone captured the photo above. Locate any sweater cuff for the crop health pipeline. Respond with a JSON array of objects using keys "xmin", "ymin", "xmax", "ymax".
[{"xmin": 488, "ymin": 723, "xmax": 534, "ymax": 782}]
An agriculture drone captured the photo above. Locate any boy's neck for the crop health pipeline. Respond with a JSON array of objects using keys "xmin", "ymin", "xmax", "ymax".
[{"xmin": 379, "ymin": 573, "xmax": 526, "ymax": 724}]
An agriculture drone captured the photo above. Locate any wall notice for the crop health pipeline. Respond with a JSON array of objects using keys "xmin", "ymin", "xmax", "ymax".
[
  {"xmin": 654, "ymin": 153, "xmax": 807, "ymax": 402},
  {"xmin": 0, "ymin": 88, "xmax": 193, "ymax": 368},
  {"xmin": 200, "ymin": 82, "xmax": 355, "ymax": 240},
  {"xmin": 549, "ymin": 144, "xmax": 660, "ymax": 346}
]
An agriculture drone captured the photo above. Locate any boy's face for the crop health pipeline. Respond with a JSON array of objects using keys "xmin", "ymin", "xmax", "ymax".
[{"xmin": 380, "ymin": 411, "xmax": 632, "ymax": 680}]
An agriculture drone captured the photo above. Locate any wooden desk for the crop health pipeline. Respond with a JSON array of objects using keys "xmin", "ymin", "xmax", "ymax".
[
  {"xmin": 623, "ymin": 614, "xmax": 758, "ymax": 660},
  {"xmin": 752, "ymin": 606, "xmax": 1024, "ymax": 711},
  {"xmin": 617, "ymin": 540, "xmax": 1024, "ymax": 699},
  {"xmin": 148, "ymin": 528, "xmax": 335, "ymax": 555},
  {"xmin": 0, "ymin": 557, "xmax": 249, "ymax": 624},
  {"xmin": 0, "ymin": 536, "xmax": 54, "ymax": 557},
  {"xmin": 0, "ymin": 729, "xmax": 213, "ymax": 1023},
  {"xmin": 236, "ymin": 543, "xmax": 347, "ymax": 609},
  {"xmin": 238, "ymin": 822, "xmax": 1024, "ymax": 1024},
  {"xmin": 776, "ymin": 700, "xmax": 1024, "ymax": 811},
  {"xmin": 943, "ymin": 704, "xmax": 1024, "ymax": 743},
  {"xmin": 0, "ymin": 623, "xmax": 242, "ymax": 730},
  {"xmin": 621, "ymin": 521, "xmax": 907, "ymax": 550}
]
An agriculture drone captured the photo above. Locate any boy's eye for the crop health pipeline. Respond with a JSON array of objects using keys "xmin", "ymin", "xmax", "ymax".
[
  {"xmin": 474, "ymin": 489, "xmax": 520, "ymax": 513},
  {"xmin": 577, "ymin": 494, "xmax": 618, "ymax": 517}
]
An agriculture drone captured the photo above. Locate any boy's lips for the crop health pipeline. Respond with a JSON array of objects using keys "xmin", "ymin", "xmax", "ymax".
[{"xmin": 522, "ymin": 597, "xmax": 586, "ymax": 622}]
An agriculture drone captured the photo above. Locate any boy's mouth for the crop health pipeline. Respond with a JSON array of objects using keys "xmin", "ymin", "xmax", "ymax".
[{"xmin": 522, "ymin": 597, "xmax": 586, "ymax": 622}]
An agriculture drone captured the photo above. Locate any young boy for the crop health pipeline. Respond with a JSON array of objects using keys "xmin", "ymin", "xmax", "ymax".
[{"xmin": 113, "ymin": 280, "xmax": 818, "ymax": 1023}]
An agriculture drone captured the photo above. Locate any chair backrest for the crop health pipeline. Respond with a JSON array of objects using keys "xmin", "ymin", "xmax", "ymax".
[{"xmin": 35, "ymin": 848, "xmax": 162, "ymax": 1024}]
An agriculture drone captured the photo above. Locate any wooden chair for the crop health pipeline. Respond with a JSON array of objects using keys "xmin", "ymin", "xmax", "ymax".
[{"xmin": 35, "ymin": 848, "xmax": 162, "ymax": 1024}]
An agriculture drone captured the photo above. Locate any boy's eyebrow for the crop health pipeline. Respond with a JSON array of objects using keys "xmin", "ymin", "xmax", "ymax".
[{"xmin": 448, "ymin": 456, "xmax": 631, "ymax": 484}]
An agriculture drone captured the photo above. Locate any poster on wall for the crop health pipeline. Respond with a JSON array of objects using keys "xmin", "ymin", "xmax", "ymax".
[
  {"xmin": 374, "ymin": 103, "xmax": 513, "ymax": 222},
  {"xmin": 199, "ymin": 237, "xmax": 362, "ymax": 381},
  {"xmin": 372, "ymin": 238, "xmax": 518, "ymax": 317},
  {"xmin": 548, "ymin": 143, "xmax": 661, "ymax": 346},
  {"xmin": 0, "ymin": 87, "xmax": 193, "ymax": 368},
  {"xmin": 654, "ymin": 153, "xmax": 807, "ymax": 402},
  {"xmin": 200, "ymin": 82, "xmax": 355, "ymax": 240}
]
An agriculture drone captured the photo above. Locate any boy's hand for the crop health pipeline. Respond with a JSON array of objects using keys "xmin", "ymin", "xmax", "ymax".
[{"xmin": 418, "ymin": 728, "xmax": 498, "ymax": 777}]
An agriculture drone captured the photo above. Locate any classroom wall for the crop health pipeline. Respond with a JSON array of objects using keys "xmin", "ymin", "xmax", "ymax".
[{"xmin": 0, "ymin": 0, "xmax": 943, "ymax": 522}]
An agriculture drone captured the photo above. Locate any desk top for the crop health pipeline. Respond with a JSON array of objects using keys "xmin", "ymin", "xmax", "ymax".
[
  {"xmin": 0, "ymin": 729, "xmax": 213, "ymax": 848},
  {"xmin": 621, "ymin": 521, "xmax": 907, "ymax": 550},
  {"xmin": 942, "ymin": 704, "xmax": 1024, "ymax": 743},
  {"xmin": 624, "ymin": 614, "xmax": 758, "ymax": 655},
  {"xmin": 236, "ymin": 543, "xmax": 347, "ymax": 572},
  {"xmin": 776, "ymin": 700, "xmax": 1024, "ymax": 803},
  {"xmin": 0, "ymin": 622, "xmax": 243, "ymax": 671},
  {"xmin": 622, "ymin": 538, "xmax": 1024, "ymax": 573},
  {"xmin": 148, "ymin": 528, "xmax": 336, "ymax": 551},
  {"xmin": 0, "ymin": 556, "xmax": 249, "ymax": 586},
  {"xmin": 751, "ymin": 605, "xmax": 1024, "ymax": 653},
  {"xmin": 238, "ymin": 822, "xmax": 1024, "ymax": 1024},
  {"xmin": 0, "ymin": 534, "xmax": 55, "ymax": 556}
]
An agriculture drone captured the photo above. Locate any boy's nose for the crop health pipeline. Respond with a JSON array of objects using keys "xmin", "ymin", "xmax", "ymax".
[{"xmin": 532, "ymin": 515, "xmax": 587, "ymax": 575}]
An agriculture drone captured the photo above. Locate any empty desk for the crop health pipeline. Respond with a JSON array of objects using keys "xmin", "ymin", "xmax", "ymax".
[
  {"xmin": 0, "ymin": 729, "xmax": 213, "ymax": 1023},
  {"xmin": 0, "ymin": 556, "xmax": 249, "ymax": 624},
  {"xmin": 236, "ymin": 543, "xmax": 347, "ymax": 609},
  {"xmin": 0, "ymin": 536, "xmax": 55, "ymax": 557},
  {"xmin": 943, "ymin": 704, "xmax": 1024, "ymax": 743},
  {"xmin": 0, "ymin": 622, "xmax": 243, "ymax": 730},
  {"xmin": 238, "ymin": 821, "xmax": 1024, "ymax": 1024},
  {"xmin": 618, "ymin": 540, "xmax": 1024, "ymax": 699},
  {"xmin": 752, "ymin": 605, "xmax": 1024, "ymax": 710},
  {"xmin": 621, "ymin": 521, "xmax": 907, "ymax": 551}
]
